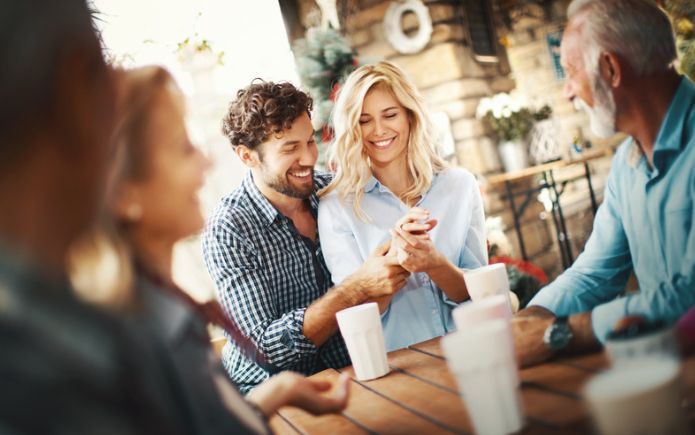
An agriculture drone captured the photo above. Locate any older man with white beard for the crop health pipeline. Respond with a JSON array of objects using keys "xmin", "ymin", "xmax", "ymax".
[{"xmin": 511, "ymin": 0, "xmax": 695, "ymax": 366}]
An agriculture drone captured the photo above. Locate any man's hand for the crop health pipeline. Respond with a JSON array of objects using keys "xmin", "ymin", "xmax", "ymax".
[
  {"xmin": 511, "ymin": 306, "xmax": 600, "ymax": 367},
  {"xmin": 346, "ymin": 240, "xmax": 410, "ymax": 301},
  {"xmin": 247, "ymin": 372, "xmax": 350, "ymax": 416},
  {"xmin": 511, "ymin": 306, "xmax": 556, "ymax": 367},
  {"xmin": 303, "ymin": 241, "xmax": 409, "ymax": 344}
]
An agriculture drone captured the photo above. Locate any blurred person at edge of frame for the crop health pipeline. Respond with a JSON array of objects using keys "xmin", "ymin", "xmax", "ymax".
[
  {"xmin": 68, "ymin": 66, "xmax": 349, "ymax": 435},
  {"xmin": 0, "ymin": 1, "xmax": 187, "ymax": 433}
]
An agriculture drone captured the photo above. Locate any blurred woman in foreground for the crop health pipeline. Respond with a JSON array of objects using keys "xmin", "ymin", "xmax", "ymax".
[{"xmin": 70, "ymin": 66, "xmax": 348, "ymax": 434}]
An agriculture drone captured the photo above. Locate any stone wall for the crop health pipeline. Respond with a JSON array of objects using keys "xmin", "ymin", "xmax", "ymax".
[
  {"xmin": 494, "ymin": 0, "xmax": 622, "ymax": 279},
  {"xmin": 285, "ymin": 0, "xmax": 623, "ymax": 281},
  {"xmin": 289, "ymin": 0, "xmax": 515, "ymax": 174}
]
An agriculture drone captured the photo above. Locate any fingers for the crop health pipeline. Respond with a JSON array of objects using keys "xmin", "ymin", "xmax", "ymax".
[
  {"xmin": 400, "ymin": 222, "xmax": 432, "ymax": 233},
  {"xmin": 382, "ymin": 253, "xmax": 402, "ymax": 266},
  {"xmin": 395, "ymin": 208, "xmax": 430, "ymax": 229},
  {"xmin": 424, "ymin": 218, "xmax": 438, "ymax": 231},
  {"xmin": 308, "ymin": 379, "xmax": 333, "ymax": 392},
  {"xmin": 301, "ymin": 373, "xmax": 351, "ymax": 415},
  {"xmin": 333, "ymin": 372, "xmax": 350, "ymax": 404},
  {"xmin": 371, "ymin": 239, "xmax": 391, "ymax": 257},
  {"xmin": 391, "ymin": 228, "xmax": 420, "ymax": 248}
]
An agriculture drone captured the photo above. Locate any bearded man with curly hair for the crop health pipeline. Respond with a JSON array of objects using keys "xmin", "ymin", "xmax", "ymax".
[{"xmin": 203, "ymin": 81, "xmax": 409, "ymax": 394}]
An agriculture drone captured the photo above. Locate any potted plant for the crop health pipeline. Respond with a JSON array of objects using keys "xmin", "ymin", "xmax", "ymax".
[{"xmin": 476, "ymin": 93, "xmax": 551, "ymax": 173}]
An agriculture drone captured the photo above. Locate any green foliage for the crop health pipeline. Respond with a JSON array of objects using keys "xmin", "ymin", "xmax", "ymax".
[
  {"xmin": 293, "ymin": 28, "xmax": 357, "ymax": 128},
  {"xmin": 664, "ymin": 0, "xmax": 695, "ymax": 80},
  {"xmin": 481, "ymin": 105, "xmax": 552, "ymax": 144}
]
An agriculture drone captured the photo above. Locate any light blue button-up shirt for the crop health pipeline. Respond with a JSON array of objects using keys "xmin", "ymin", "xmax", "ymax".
[
  {"xmin": 529, "ymin": 77, "xmax": 695, "ymax": 342},
  {"xmin": 318, "ymin": 168, "xmax": 488, "ymax": 351}
]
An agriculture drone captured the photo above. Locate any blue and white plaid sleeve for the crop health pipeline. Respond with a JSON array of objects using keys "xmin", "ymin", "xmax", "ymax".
[{"xmin": 203, "ymin": 221, "xmax": 319, "ymax": 367}]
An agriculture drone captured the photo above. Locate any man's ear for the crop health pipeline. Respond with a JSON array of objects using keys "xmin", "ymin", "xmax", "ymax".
[
  {"xmin": 234, "ymin": 145, "xmax": 261, "ymax": 168},
  {"xmin": 599, "ymin": 51, "xmax": 622, "ymax": 88}
]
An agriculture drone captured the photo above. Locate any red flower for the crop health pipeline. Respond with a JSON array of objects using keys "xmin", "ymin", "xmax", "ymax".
[
  {"xmin": 329, "ymin": 83, "xmax": 341, "ymax": 102},
  {"xmin": 321, "ymin": 125, "xmax": 334, "ymax": 143},
  {"xmin": 489, "ymin": 256, "xmax": 549, "ymax": 284}
]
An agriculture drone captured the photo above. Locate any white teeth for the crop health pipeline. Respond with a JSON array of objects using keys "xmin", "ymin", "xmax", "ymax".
[
  {"xmin": 373, "ymin": 138, "xmax": 394, "ymax": 147},
  {"xmin": 290, "ymin": 170, "xmax": 311, "ymax": 177}
]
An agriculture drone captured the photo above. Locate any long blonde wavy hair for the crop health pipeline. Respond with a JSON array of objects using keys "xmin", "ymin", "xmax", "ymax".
[{"xmin": 320, "ymin": 61, "xmax": 446, "ymax": 221}]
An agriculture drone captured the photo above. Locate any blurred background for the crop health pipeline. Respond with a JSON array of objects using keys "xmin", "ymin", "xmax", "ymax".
[{"xmin": 92, "ymin": 0, "xmax": 694, "ymax": 303}]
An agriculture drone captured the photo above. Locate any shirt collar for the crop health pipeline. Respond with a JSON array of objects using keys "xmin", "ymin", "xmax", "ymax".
[
  {"xmin": 653, "ymin": 77, "xmax": 694, "ymax": 154},
  {"xmin": 242, "ymin": 171, "xmax": 280, "ymax": 227},
  {"xmin": 364, "ymin": 176, "xmax": 379, "ymax": 193},
  {"xmin": 363, "ymin": 173, "xmax": 440, "ymax": 202},
  {"xmin": 624, "ymin": 76, "xmax": 695, "ymax": 169}
]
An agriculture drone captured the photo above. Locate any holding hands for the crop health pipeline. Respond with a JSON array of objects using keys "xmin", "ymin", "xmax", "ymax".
[
  {"xmin": 389, "ymin": 207, "xmax": 444, "ymax": 273},
  {"xmin": 388, "ymin": 207, "xmax": 469, "ymax": 303}
]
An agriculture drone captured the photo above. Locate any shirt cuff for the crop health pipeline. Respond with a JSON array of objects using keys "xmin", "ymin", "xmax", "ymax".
[
  {"xmin": 282, "ymin": 307, "xmax": 319, "ymax": 355},
  {"xmin": 590, "ymin": 298, "xmax": 629, "ymax": 343},
  {"xmin": 441, "ymin": 291, "xmax": 462, "ymax": 308},
  {"xmin": 527, "ymin": 286, "xmax": 564, "ymax": 313}
]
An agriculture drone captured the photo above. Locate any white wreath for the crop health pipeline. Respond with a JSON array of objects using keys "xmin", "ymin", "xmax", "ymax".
[{"xmin": 384, "ymin": 0, "xmax": 433, "ymax": 55}]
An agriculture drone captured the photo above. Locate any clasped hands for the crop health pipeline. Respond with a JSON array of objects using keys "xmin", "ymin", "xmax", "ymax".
[
  {"xmin": 388, "ymin": 207, "xmax": 444, "ymax": 274},
  {"xmin": 350, "ymin": 207, "xmax": 446, "ymax": 313}
]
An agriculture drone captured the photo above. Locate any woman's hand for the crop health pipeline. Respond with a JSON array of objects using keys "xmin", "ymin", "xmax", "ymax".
[
  {"xmin": 393, "ymin": 207, "xmax": 437, "ymax": 237},
  {"xmin": 247, "ymin": 371, "xmax": 350, "ymax": 417},
  {"xmin": 389, "ymin": 207, "xmax": 442, "ymax": 273}
]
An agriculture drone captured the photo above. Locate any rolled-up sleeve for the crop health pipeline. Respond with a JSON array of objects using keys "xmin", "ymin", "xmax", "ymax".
[
  {"xmin": 591, "ymin": 200, "xmax": 695, "ymax": 341},
  {"xmin": 203, "ymin": 221, "xmax": 318, "ymax": 368},
  {"xmin": 529, "ymin": 172, "xmax": 633, "ymax": 341}
]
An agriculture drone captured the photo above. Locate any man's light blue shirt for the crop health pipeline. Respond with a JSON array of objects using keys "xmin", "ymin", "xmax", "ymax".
[
  {"xmin": 529, "ymin": 77, "xmax": 695, "ymax": 342},
  {"xmin": 318, "ymin": 168, "xmax": 488, "ymax": 351}
]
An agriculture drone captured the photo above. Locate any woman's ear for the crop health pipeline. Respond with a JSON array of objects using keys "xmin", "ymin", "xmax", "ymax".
[
  {"xmin": 234, "ymin": 144, "xmax": 261, "ymax": 168},
  {"xmin": 112, "ymin": 183, "xmax": 143, "ymax": 223}
]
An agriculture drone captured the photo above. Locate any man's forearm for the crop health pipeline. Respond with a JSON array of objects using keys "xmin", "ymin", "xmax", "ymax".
[
  {"xmin": 512, "ymin": 306, "xmax": 600, "ymax": 366},
  {"xmin": 302, "ymin": 278, "xmax": 366, "ymax": 346}
]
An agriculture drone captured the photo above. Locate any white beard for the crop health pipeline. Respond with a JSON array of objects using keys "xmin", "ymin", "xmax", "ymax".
[{"xmin": 574, "ymin": 73, "xmax": 617, "ymax": 138}]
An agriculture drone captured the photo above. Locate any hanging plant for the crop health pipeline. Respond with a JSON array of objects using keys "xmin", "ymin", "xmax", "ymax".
[{"xmin": 293, "ymin": 27, "xmax": 359, "ymax": 167}]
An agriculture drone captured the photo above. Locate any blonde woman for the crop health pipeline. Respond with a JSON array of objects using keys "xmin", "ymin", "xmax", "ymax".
[{"xmin": 318, "ymin": 61, "xmax": 487, "ymax": 351}]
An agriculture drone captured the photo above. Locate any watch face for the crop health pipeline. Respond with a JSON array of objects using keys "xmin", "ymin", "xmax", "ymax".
[{"xmin": 548, "ymin": 323, "xmax": 573, "ymax": 350}]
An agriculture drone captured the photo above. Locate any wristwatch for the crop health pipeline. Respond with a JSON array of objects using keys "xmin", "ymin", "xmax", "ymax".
[{"xmin": 543, "ymin": 316, "xmax": 573, "ymax": 351}]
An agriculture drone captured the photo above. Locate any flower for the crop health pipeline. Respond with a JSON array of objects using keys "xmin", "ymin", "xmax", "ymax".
[{"xmin": 476, "ymin": 92, "xmax": 552, "ymax": 144}]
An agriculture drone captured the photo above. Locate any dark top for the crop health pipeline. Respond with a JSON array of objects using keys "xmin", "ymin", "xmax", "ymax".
[
  {"xmin": 0, "ymin": 245, "xmax": 186, "ymax": 435},
  {"xmin": 129, "ymin": 271, "xmax": 268, "ymax": 435}
]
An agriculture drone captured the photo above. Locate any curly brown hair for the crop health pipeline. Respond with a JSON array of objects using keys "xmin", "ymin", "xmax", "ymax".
[{"xmin": 221, "ymin": 80, "xmax": 313, "ymax": 150}]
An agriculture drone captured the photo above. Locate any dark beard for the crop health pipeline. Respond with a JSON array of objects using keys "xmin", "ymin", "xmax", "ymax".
[{"xmin": 261, "ymin": 168, "xmax": 314, "ymax": 199}]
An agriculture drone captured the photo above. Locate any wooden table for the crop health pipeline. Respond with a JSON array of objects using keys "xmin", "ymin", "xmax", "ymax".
[{"xmin": 270, "ymin": 337, "xmax": 695, "ymax": 434}]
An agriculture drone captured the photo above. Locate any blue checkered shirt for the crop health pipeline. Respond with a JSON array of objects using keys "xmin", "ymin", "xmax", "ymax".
[{"xmin": 202, "ymin": 171, "xmax": 350, "ymax": 394}]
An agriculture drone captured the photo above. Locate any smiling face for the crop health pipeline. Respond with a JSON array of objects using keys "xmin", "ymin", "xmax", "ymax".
[
  {"xmin": 117, "ymin": 87, "xmax": 210, "ymax": 243},
  {"xmin": 359, "ymin": 84, "xmax": 411, "ymax": 171},
  {"xmin": 254, "ymin": 111, "xmax": 317, "ymax": 199}
]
